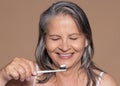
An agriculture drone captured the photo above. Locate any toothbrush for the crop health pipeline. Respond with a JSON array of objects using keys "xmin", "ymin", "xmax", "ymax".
[
  {"xmin": 36, "ymin": 65, "xmax": 66, "ymax": 74},
  {"xmin": 33, "ymin": 65, "xmax": 66, "ymax": 86}
]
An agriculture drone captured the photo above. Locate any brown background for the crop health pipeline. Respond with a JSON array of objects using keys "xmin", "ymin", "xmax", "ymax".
[{"xmin": 0, "ymin": 0, "xmax": 120, "ymax": 85}]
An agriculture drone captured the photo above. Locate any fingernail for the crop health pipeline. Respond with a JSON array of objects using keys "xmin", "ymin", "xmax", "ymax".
[{"xmin": 32, "ymin": 72, "xmax": 37, "ymax": 76}]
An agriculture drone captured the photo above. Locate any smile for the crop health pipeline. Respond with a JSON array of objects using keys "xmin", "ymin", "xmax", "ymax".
[{"xmin": 57, "ymin": 53, "xmax": 74, "ymax": 59}]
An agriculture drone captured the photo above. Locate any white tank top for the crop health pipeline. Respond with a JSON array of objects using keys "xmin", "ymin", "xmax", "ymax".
[
  {"xmin": 96, "ymin": 72, "xmax": 104, "ymax": 86},
  {"xmin": 33, "ymin": 65, "xmax": 104, "ymax": 86},
  {"xmin": 33, "ymin": 64, "xmax": 39, "ymax": 86}
]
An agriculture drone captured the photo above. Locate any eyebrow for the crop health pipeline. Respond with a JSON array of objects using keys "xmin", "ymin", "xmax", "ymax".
[
  {"xmin": 47, "ymin": 33, "xmax": 81, "ymax": 37},
  {"xmin": 69, "ymin": 33, "xmax": 82, "ymax": 36},
  {"xmin": 47, "ymin": 34, "xmax": 61, "ymax": 37}
]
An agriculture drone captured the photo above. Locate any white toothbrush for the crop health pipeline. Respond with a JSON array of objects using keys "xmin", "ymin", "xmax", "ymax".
[
  {"xmin": 33, "ymin": 65, "xmax": 66, "ymax": 86},
  {"xmin": 36, "ymin": 65, "xmax": 66, "ymax": 74}
]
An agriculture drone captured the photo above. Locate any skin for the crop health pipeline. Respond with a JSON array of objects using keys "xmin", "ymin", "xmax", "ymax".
[
  {"xmin": 0, "ymin": 57, "xmax": 36, "ymax": 86},
  {"xmin": 45, "ymin": 15, "xmax": 87, "ymax": 69},
  {"xmin": 44, "ymin": 14, "xmax": 88, "ymax": 86},
  {"xmin": 0, "ymin": 15, "xmax": 117, "ymax": 86}
]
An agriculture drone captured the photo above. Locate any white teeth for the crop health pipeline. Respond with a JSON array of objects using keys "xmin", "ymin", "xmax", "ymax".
[{"xmin": 60, "ymin": 54, "xmax": 72, "ymax": 57}]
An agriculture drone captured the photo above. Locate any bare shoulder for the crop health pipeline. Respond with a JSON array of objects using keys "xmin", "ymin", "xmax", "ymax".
[
  {"xmin": 101, "ymin": 73, "xmax": 117, "ymax": 86},
  {"xmin": 93, "ymin": 69, "xmax": 117, "ymax": 86}
]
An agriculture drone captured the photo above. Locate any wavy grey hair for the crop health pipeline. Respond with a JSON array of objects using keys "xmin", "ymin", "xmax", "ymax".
[{"xmin": 35, "ymin": 1, "xmax": 102, "ymax": 86}]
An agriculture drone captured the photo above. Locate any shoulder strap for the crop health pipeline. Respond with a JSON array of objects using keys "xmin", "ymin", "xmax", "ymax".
[
  {"xmin": 33, "ymin": 64, "xmax": 39, "ymax": 86},
  {"xmin": 96, "ymin": 72, "xmax": 104, "ymax": 86}
]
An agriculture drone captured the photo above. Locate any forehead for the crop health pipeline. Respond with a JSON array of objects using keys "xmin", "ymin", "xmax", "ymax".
[{"xmin": 47, "ymin": 15, "xmax": 81, "ymax": 34}]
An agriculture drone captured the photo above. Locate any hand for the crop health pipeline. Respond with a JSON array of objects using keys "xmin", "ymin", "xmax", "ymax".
[{"xmin": 0, "ymin": 57, "xmax": 36, "ymax": 85}]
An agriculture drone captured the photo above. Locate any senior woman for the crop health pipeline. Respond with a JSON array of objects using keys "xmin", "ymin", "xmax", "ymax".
[{"xmin": 0, "ymin": 1, "xmax": 117, "ymax": 86}]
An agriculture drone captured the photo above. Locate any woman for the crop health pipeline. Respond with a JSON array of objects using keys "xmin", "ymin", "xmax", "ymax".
[{"xmin": 0, "ymin": 1, "xmax": 117, "ymax": 86}]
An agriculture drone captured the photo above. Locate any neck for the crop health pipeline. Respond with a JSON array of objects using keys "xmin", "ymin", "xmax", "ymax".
[{"xmin": 52, "ymin": 65, "xmax": 86, "ymax": 86}]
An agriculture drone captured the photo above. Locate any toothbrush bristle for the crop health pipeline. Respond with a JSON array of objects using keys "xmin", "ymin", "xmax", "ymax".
[{"xmin": 60, "ymin": 65, "xmax": 66, "ymax": 69}]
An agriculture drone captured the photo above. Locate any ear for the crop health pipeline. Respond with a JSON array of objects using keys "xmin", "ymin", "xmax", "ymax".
[{"xmin": 85, "ymin": 39, "xmax": 88, "ymax": 47}]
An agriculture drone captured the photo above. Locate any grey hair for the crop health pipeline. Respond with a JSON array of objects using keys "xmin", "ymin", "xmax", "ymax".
[{"xmin": 35, "ymin": 1, "xmax": 102, "ymax": 86}]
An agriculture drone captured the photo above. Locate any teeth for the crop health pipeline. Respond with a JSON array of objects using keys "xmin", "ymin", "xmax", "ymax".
[{"xmin": 60, "ymin": 54, "xmax": 72, "ymax": 57}]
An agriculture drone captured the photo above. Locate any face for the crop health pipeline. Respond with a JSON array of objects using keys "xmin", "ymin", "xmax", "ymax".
[{"xmin": 45, "ymin": 15, "xmax": 87, "ymax": 69}]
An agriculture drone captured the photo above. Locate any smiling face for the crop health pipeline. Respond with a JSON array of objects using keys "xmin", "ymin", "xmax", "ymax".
[{"xmin": 45, "ymin": 15, "xmax": 87, "ymax": 69}]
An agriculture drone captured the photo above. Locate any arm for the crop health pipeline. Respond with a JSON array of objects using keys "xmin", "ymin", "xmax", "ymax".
[
  {"xmin": 0, "ymin": 69, "xmax": 8, "ymax": 86},
  {"xmin": 0, "ymin": 57, "xmax": 36, "ymax": 86}
]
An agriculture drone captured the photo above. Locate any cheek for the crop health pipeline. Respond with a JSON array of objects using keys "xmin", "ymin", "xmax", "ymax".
[
  {"xmin": 45, "ymin": 40, "xmax": 59, "ymax": 52},
  {"xmin": 72, "ymin": 40, "xmax": 86, "ymax": 51}
]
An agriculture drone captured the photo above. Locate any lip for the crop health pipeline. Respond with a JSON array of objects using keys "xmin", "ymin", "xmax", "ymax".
[{"xmin": 56, "ymin": 53, "xmax": 74, "ymax": 59}]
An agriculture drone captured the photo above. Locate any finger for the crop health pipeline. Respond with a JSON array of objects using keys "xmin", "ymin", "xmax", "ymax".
[
  {"xmin": 8, "ymin": 67, "xmax": 19, "ymax": 80},
  {"xmin": 18, "ymin": 60, "xmax": 32, "ymax": 80},
  {"xmin": 22, "ymin": 58, "xmax": 36, "ymax": 75},
  {"xmin": 8, "ymin": 57, "xmax": 30, "ymax": 81},
  {"xmin": 27, "ymin": 60, "xmax": 36, "ymax": 75},
  {"xmin": 15, "ymin": 65, "xmax": 26, "ymax": 82},
  {"xmin": 12, "ymin": 57, "xmax": 35, "ymax": 81}
]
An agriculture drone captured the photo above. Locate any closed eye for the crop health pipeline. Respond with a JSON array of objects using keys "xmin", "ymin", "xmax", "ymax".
[
  {"xmin": 69, "ymin": 33, "xmax": 82, "ymax": 40},
  {"xmin": 47, "ymin": 34, "xmax": 61, "ymax": 41},
  {"xmin": 51, "ymin": 38, "xmax": 60, "ymax": 41},
  {"xmin": 69, "ymin": 37, "xmax": 78, "ymax": 40}
]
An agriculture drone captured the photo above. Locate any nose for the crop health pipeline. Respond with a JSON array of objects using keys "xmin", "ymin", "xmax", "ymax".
[{"xmin": 59, "ymin": 39, "xmax": 70, "ymax": 52}]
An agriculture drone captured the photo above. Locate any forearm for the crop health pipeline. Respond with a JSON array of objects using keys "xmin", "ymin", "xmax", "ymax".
[
  {"xmin": 0, "ymin": 69, "xmax": 8, "ymax": 86},
  {"xmin": 0, "ymin": 78, "xmax": 7, "ymax": 86}
]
